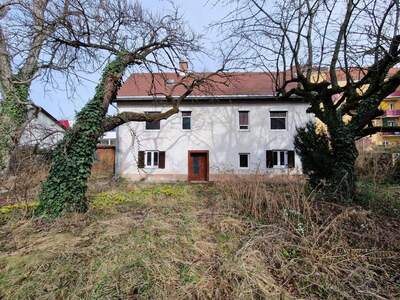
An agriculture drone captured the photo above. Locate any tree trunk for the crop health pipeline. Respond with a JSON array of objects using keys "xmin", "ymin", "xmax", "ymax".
[
  {"xmin": 328, "ymin": 125, "xmax": 358, "ymax": 201},
  {"xmin": 0, "ymin": 83, "xmax": 29, "ymax": 172},
  {"xmin": 35, "ymin": 57, "xmax": 124, "ymax": 217}
]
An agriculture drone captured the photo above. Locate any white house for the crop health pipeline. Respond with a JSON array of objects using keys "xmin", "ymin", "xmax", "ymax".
[
  {"xmin": 19, "ymin": 103, "xmax": 65, "ymax": 149},
  {"xmin": 115, "ymin": 70, "xmax": 313, "ymax": 182}
]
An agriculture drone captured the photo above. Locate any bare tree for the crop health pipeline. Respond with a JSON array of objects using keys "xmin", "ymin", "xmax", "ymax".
[
  {"xmin": 0, "ymin": 0, "xmax": 48, "ymax": 171},
  {"xmin": 0, "ymin": 0, "xmax": 97, "ymax": 171},
  {"xmin": 35, "ymin": 0, "xmax": 224, "ymax": 217},
  {"xmin": 220, "ymin": 0, "xmax": 400, "ymax": 199}
]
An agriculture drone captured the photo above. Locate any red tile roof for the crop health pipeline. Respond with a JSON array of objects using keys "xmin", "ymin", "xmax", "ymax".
[
  {"xmin": 117, "ymin": 72, "xmax": 279, "ymax": 98},
  {"xmin": 117, "ymin": 69, "xmax": 400, "ymax": 99}
]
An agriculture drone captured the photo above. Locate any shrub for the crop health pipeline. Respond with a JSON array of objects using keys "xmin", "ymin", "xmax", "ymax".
[{"xmin": 294, "ymin": 122, "xmax": 335, "ymax": 189}]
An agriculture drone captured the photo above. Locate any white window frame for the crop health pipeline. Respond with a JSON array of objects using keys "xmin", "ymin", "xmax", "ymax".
[
  {"xmin": 270, "ymin": 111, "xmax": 288, "ymax": 130},
  {"xmin": 387, "ymin": 120, "xmax": 396, "ymax": 127},
  {"xmin": 181, "ymin": 111, "xmax": 192, "ymax": 131},
  {"xmin": 145, "ymin": 151, "xmax": 159, "ymax": 168},
  {"xmin": 239, "ymin": 153, "xmax": 250, "ymax": 169},
  {"xmin": 272, "ymin": 150, "xmax": 288, "ymax": 168},
  {"xmin": 238, "ymin": 111, "xmax": 249, "ymax": 131}
]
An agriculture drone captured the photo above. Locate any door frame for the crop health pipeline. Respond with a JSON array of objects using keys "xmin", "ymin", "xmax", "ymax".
[{"xmin": 188, "ymin": 150, "xmax": 209, "ymax": 182}]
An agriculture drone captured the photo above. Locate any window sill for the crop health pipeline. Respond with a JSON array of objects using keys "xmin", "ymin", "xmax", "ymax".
[
  {"xmin": 239, "ymin": 129, "xmax": 250, "ymax": 132},
  {"xmin": 270, "ymin": 129, "xmax": 287, "ymax": 131}
]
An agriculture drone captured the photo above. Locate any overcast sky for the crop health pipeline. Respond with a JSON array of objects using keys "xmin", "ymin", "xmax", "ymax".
[{"xmin": 30, "ymin": 0, "xmax": 230, "ymax": 120}]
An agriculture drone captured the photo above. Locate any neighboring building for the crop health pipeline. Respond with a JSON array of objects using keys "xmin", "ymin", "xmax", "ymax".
[
  {"xmin": 371, "ymin": 91, "xmax": 400, "ymax": 147},
  {"xmin": 99, "ymin": 128, "xmax": 116, "ymax": 146},
  {"xmin": 115, "ymin": 70, "xmax": 314, "ymax": 182},
  {"xmin": 19, "ymin": 103, "xmax": 65, "ymax": 149}
]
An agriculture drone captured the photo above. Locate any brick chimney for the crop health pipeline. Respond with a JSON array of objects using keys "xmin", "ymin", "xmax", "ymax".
[{"xmin": 179, "ymin": 60, "xmax": 189, "ymax": 72}]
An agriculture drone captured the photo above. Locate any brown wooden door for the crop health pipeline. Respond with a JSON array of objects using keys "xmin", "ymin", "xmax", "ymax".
[{"xmin": 188, "ymin": 151, "xmax": 209, "ymax": 182}]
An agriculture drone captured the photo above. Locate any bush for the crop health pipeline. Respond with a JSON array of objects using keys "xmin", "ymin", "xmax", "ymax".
[{"xmin": 294, "ymin": 122, "xmax": 335, "ymax": 188}]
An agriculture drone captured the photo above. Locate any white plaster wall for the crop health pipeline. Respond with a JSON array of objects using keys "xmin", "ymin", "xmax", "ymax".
[
  {"xmin": 19, "ymin": 110, "xmax": 65, "ymax": 149},
  {"xmin": 116, "ymin": 101, "xmax": 314, "ymax": 181}
]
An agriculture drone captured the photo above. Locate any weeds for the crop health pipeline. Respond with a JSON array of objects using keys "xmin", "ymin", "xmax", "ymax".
[
  {"xmin": 0, "ymin": 176, "xmax": 399, "ymax": 299},
  {"xmin": 0, "ymin": 183, "xmax": 287, "ymax": 299},
  {"xmin": 214, "ymin": 174, "xmax": 400, "ymax": 299}
]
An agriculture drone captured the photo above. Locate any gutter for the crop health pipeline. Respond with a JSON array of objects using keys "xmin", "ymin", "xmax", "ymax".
[{"xmin": 115, "ymin": 94, "xmax": 306, "ymax": 102}]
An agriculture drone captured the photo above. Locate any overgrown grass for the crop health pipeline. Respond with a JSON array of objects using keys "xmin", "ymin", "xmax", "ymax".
[
  {"xmin": 0, "ymin": 183, "xmax": 286, "ymax": 299},
  {"xmin": 356, "ymin": 181, "xmax": 400, "ymax": 218},
  {"xmin": 0, "ymin": 180, "xmax": 399, "ymax": 299},
  {"xmin": 214, "ymin": 175, "xmax": 400, "ymax": 299}
]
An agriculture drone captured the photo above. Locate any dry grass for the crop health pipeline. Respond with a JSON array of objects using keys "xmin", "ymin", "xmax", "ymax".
[
  {"xmin": 0, "ymin": 183, "xmax": 289, "ymax": 299},
  {"xmin": 214, "ymin": 175, "xmax": 400, "ymax": 299},
  {"xmin": 0, "ymin": 151, "xmax": 50, "ymax": 206},
  {"xmin": 1, "ymin": 179, "xmax": 399, "ymax": 299},
  {"xmin": 355, "ymin": 149, "xmax": 398, "ymax": 184}
]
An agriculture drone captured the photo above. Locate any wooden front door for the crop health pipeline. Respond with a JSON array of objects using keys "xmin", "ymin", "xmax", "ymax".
[{"xmin": 188, "ymin": 151, "xmax": 209, "ymax": 182}]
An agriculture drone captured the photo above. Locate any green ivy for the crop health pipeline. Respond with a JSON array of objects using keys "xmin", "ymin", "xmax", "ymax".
[
  {"xmin": 0, "ymin": 80, "xmax": 29, "ymax": 170},
  {"xmin": 36, "ymin": 55, "xmax": 126, "ymax": 217}
]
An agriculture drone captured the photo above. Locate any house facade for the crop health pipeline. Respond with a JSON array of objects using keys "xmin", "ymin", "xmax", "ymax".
[
  {"xmin": 19, "ymin": 103, "xmax": 65, "ymax": 149},
  {"xmin": 371, "ymin": 91, "xmax": 400, "ymax": 147},
  {"xmin": 115, "ymin": 71, "xmax": 313, "ymax": 182}
]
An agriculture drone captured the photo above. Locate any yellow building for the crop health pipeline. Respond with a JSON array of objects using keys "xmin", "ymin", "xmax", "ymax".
[{"xmin": 371, "ymin": 91, "xmax": 400, "ymax": 147}]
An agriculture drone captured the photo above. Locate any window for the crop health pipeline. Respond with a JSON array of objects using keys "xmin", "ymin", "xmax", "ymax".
[
  {"xmin": 145, "ymin": 112, "xmax": 161, "ymax": 130},
  {"xmin": 388, "ymin": 120, "xmax": 397, "ymax": 127},
  {"xmin": 138, "ymin": 151, "xmax": 165, "ymax": 169},
  {"xmin": 270, "ymin": 111, "xmax": 287, "ymax": 130},
  {"xmin": 389, "ymin": 103, "xmax": 395, "ymax": 110},
  {"xmin": 266, "ymin": 150, "xmax": 295, "ymax": 168},
  {"xmin": 182, "ymin": 111, "xmax": 191, "ymax": 130},
  {"xmin": 239, "ymin": 111, "xmax": 249, "ymax": 130},
  {"xmin": 145, "ymin": 151, "xmax": 159, "ymax": 167},
  {"xmin": 273, "ymin": 150, "xmax": 287, "ymax": 168},
  {"xmin": 239, "ymin": 153, "xmax": 249, "ymax": 168},
  {"xmin": 99, "ymin": 138, "xmax": 116, "ymax": 146}
]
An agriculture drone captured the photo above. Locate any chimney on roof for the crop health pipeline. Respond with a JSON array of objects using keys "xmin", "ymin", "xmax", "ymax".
[{"xmin": 179, "ymin": 60, "xmax": 189, "ymax": 73}]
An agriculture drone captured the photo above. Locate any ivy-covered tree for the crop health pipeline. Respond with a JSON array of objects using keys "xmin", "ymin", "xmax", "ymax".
[
  {"xmin": 0, "ymin": 0, "xmax": 50, "ymax": 171},
  {"xmin": 221, "ymin": 0, "xmax": 400, "ymax": 200},
  {"xmin": 35, "ymin": 0, "xmax": 219, "ymax": 217},
  {"xmin": 0, "ymin": 0, "xmax": 104, "ymax": 172}
]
